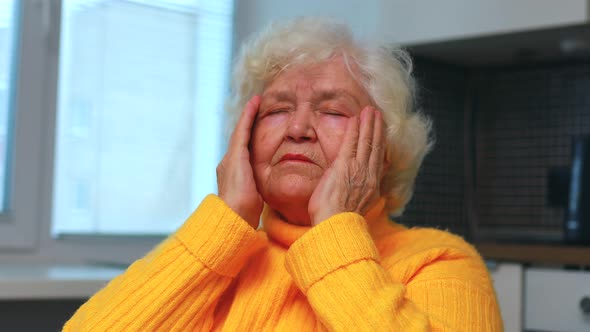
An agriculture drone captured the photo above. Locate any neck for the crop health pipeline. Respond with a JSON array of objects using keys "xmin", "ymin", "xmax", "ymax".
[{"xmin": 273, "ymin": 203, "xmax": 311, "ymax": 226}]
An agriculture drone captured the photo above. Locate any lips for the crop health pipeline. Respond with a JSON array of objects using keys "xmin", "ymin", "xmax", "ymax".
[{"xmin": 279, "ymin": 153, "xmax": 314, "ymax": 164}]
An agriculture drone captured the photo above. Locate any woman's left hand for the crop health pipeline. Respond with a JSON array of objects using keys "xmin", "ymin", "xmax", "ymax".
[{"xmin": 308, "ymin": 106, "xmax": 387, "ymax": 226}]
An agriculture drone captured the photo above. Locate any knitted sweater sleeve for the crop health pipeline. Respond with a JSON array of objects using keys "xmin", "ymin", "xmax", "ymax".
[
  {"xmin": 63, "ymin": 195, "xmax": 266, "ymax": 331},
  {"xmin": 284, "ymin": 213, "xmax": 503, "ymax": 332}
]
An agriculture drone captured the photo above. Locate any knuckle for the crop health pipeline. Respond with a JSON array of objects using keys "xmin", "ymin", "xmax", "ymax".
[
  {"xmin": 373, "ymin": 143, "xmax": 383, "ymax": 153},
  {"xmin": 216, "ymin": 161, "xmax": 226, "ymax": 173},
  {"xmin": 349, "ymin": 175, "xmax": 364, "ymax": 190}
]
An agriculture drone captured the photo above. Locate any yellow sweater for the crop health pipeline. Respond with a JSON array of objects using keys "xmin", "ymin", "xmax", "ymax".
[{"xmin": 64, "ymin": 195, "xmax": 503, "ymax": 331}]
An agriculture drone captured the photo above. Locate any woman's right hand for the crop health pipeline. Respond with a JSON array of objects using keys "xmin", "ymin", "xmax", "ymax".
[{"xmin": 217, "ymin": 96, "xmax": 263, "ymax": 229}]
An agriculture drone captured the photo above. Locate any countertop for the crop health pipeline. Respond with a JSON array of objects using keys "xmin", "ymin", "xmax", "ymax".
[
  {"xmin": 476, "ymin": 242, "xmax": 590, "ymax": 266},
  {"xmin": 0, "ymin": 264, "xmax": 123, "ymax": 300}
]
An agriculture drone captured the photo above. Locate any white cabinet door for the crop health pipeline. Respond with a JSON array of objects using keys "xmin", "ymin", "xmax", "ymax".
[
  {"xmin": 525, "ymin": 268, "xmax": 590, "ymax": 332},
  {"xmin": 233, "ymin": 0, "xmax": 589, "ymax": 48},
  {"xmin": 377, "ymin": 0, "xmax": 589, "ymax": 45},
  {"xmin": 490, "ymin": 263, "xmax": 523, "ymax": 332}
]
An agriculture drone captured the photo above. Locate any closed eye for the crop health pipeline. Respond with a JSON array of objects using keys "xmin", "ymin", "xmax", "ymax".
[
  {"xmin": 321, "ymin": 110, "xmax": 346, "ymax": 117},
  {"xmin": 268, "ymin": 109, "xmax": 289, "ymax": 115}
]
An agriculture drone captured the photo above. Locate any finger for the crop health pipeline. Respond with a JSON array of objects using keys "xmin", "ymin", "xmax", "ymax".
[
  {"xmin": 339, "ymin": 114, "xmax": 360, "ymax": 160},
  {"xmin": 369, "ymin": 109, "xmax": 387, "ymax": 181},
  {"xmin": 356, "ymin": 106, "xmax": 375, "ymax": 163},
  {"xmin": 228, "ymin": 95, "xmax": 261, "ymax": 151}
]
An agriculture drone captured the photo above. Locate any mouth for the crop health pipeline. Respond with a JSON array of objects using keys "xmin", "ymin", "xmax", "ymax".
[{"xmin": 279, "ymin": 153, "xmax": 314, "ymax": 164}]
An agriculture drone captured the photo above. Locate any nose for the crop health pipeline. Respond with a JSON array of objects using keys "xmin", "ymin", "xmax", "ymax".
[{"xmin": 286, "ymin": 107, "xmax": 317, "ymax": 143}]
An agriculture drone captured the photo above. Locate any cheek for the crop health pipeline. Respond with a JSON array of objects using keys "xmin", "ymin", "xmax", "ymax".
[
  {"xmin": 317, "ymin": 117, "xmax": 349, "ymax": 162},
  {"xmin": 251, "ymin": 118, "xmax": 287, "ymax": 163}
]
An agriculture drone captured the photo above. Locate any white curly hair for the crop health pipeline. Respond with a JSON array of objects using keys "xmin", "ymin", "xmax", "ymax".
[{"xmin": 226, "ymin": 18, "xmax": 433, "ymax": 216}]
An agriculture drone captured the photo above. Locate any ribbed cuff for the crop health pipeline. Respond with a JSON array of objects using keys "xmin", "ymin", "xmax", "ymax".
[
  {"xmin": 174, "ymin": 194, "xmax": 266, "ymax": 277},
  {"xmin": 285, "ymin": 212, "xmax": 380, "ymax": 292}
]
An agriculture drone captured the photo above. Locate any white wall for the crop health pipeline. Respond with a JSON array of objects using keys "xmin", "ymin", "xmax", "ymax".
[
  {"xmin": 233, "ymin": 0, "xmax": 588, "ymax": 51},
  {"xmin": 233, "ymin": 0, "xmax": 381, "ymax": 55}
]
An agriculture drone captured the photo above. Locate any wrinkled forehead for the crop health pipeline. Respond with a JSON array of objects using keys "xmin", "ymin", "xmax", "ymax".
[{"xmin": 261, "ymin": 57, "xmax": 370, "ymax": 105}]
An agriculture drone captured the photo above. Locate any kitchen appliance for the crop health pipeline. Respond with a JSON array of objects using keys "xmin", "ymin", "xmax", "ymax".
[{"xmin": 564, "ymin": 136, "xmax": 590, "ymax": 245}]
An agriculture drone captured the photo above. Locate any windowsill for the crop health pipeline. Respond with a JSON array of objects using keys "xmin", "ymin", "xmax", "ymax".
[{"xmin": 0, "ymin": 264, "xmax": 123, "ymax": 300}]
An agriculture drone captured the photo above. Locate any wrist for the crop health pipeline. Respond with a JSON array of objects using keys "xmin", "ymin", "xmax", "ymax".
[
  {"xmin": 220, "ymin": 196, "xmax": 260, "ymax": 229},
  {"xmin": 311, "ymin": 208, "xmax": 340, "ymax": 226}
]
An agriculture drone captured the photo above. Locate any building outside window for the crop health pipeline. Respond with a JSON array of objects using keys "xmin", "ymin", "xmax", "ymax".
[{"xmin": 53, "ymin": 0, "xmax": 232, "ymax": 235}]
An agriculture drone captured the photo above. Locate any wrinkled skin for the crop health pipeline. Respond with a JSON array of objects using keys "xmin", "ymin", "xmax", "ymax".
[{"xmin": 217, "ymin": 58, "xmax": 388, "ymax": 227}]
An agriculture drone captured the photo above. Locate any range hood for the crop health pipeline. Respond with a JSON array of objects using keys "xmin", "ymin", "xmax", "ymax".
[{"xmin": 406, "ymin": 23, "xmax": 590, "ymax": 67}]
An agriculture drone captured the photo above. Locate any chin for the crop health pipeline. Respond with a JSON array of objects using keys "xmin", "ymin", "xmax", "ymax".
[{"xmin": 263, "ymin": 176, "xmax": 316, "ymax": 206}]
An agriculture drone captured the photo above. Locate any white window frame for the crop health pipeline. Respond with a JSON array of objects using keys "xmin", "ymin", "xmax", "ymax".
[
  {"xmin": 0, "ymin": 0, "xmax": 232, "ymax": 265},
  {"xmin": 0, "ymin": 0, "xmax": 49, "ymax": 251}
]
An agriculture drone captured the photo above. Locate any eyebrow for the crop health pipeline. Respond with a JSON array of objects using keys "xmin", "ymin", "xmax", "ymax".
[
  {"xmin": 262, "ymin": 91, "xmax": 296, "ymax": 103},
  {"xmin": 262, "ymin": 88, "xmax": 361, "ymax": 107},
  {"xmin": 313, "ymin": 89, "xmax": 361, "ymax": 107}
]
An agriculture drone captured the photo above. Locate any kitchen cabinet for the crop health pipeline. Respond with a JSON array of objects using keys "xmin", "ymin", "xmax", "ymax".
[
  {"xmin": 525, "ymin": 268, "xmax": 590, "ymax": 332},
  {"xmin": 489, "ymin": 263, "xmax": 523, "ymax": 332},
  {"xmin": 233, "ymin": 0, "xmax": 590, "ymax": 49},
  {"xmin": 489, "ymin": 263, "xmax": 590, "ymax": 332},
  {"xmin": 376, "ymin": 0, "xmax": 589, "ymax": 45}
]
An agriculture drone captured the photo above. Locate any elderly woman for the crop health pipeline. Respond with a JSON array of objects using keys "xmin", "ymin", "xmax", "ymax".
[{"xmin": 64, "ymin": 19, "xmax": 502, "ymax": 331}]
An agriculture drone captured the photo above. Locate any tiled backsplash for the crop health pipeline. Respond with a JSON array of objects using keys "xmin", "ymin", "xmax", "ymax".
[
  {"xmin": 398, "ymin": 58, "xmax": 468, "ymax": 237},
  {"xmin": 400, "ymin": 58, "xmax": 590, "ymax": 242},
  {"xmin": 476, "ymin": 62, "xmax": 590, "ymax": 238}
]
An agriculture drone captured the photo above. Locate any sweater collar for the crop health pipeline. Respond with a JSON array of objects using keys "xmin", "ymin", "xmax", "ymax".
[{"xmin": 261, "ymin": 199, "xmax": 405, "ymax": 247}]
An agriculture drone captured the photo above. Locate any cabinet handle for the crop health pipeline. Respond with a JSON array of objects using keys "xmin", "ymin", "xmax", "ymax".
[{"xmin": 581, "ymin": 296, "xmax": 590, "ymax": 314}]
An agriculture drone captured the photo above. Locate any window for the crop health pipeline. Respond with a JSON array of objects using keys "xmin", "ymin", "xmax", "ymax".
[
  {"xmin": 0, "ymin": 0, "xmax": 51, "ymax": 249},
  {"xmin": 0, "ymin": 0, "xmax": 233, "ymax": 259},
  {"xmin": 0, "ymin": 0, "xmax": 16, "ymax": 211},
  {"xmin": 53, "ymin": 0, "xmax": 233, "ymax": 235}
]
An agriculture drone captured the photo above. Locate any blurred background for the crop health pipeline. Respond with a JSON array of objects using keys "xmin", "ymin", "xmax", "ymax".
[{"xmin": 0, "ymin": 0, "xmax": 589, "ymax": 331}]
